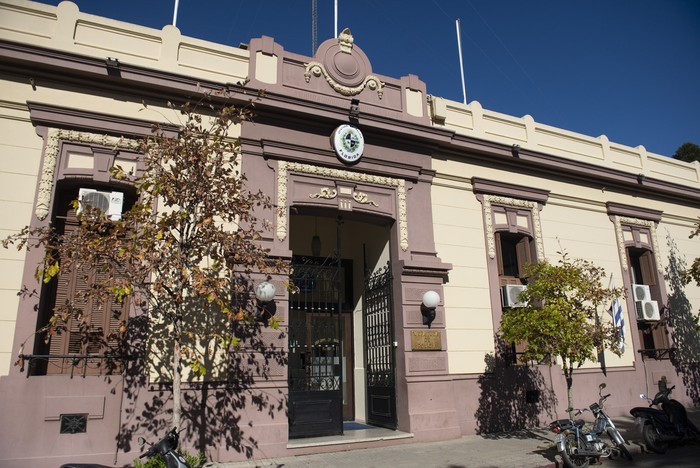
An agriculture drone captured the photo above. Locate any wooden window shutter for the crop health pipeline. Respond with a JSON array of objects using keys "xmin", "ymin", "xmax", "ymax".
[
  {"xmin": 495, "ymin": 231, "xmax": 504, "ymax": 276},
  {"xmin": 46, "ymin": 208, "xmax": 128, "ymax": 375},
  {"xmin": 639, "ymin": 250, "xmax": 657, "ymax": 286},
  {"xmin": 515, "ymin": 236, "xmax": 531, "ymax": 278}
]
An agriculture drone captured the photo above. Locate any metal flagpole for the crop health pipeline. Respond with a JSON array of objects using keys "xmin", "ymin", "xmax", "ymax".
[
  {"xmin": 172, "ymin": 0, "xmax": 180, "ymax": 27},
  {"xmin": 456, "ymin": 18, "xmax": 467, "ymax": 105},
  {"xmin": 334, "ymin": 0, "xmax": 338, "ymax": 38}
]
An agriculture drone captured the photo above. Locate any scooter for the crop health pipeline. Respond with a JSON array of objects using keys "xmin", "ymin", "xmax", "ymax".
[
  {"xmin": 630, "ymin": 385, "xmax": 700, "ymax": 454},
  {"xmin": 60, "ymin": 428, "xmax": 190, "ymax": 468},
  {"xmin": 548, "ymin": 383, "xmax": 632, "ymax": 468}
]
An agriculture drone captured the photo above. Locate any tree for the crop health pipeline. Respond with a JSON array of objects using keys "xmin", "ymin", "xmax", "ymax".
[
  {"xmin": 682, "ymin": 218, "xmax": 700, "ymax": 333},
  {"xmin": 499, "ymin": 251, "xmax": 624, "ymax": 414},
  {"xmin": 673, "ymin": 142, "xmax": 700, "ymax": 163},
  {"xmin": 4, "ymin": 94, "xmax": 285, "ymax": 433}
]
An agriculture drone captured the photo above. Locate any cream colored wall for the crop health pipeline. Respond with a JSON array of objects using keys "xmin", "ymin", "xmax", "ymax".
[
  {"xmin": 0, "ymin": 6, "xmax": 246, "ymax": 376},
  {"xmin": 0, "ymin": 0, "xmax": 249, "ymax": 84},
  {"xmin": 431, "ymin": 177, "xmax": 495, "ymax": 374},
  {"xmin": 431, "ymin": 157, "xmax": 700, "ymax": 375},
  {"xmin": 0, "ymin": 98, "xmax": 43, "ymax": 376},
  {"xmin": 430, "ymin": 98, "xmax": 700, "ymax": 190}
]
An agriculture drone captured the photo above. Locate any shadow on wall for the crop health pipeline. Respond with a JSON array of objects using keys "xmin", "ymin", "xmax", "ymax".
[
  {"xmin": 665, "ymin": 233, "xmax": 700, "ymax": 405},
  {"xmin": 117, "ymin": 293, "xmax": 287, "ymax": 461},
  {"xmin": 474, "ymin": 338, "xmax": 557, "ymax": 434}
]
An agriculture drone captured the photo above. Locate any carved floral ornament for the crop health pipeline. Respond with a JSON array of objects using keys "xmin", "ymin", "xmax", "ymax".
[
  {"xmin": 304, "ymin": 62, "xmax": 384, "ymax": 98},
  {"xmin": 36, "ymin": 129, "xmax": 139, "ymax": 220},
  {"xmin": 613, "ymin": 216, "xmax": 663, "ymax": 274},
  {"xmin": 309, "ymin": 187, "xmax": 378, "ymax": 207},
  {"xmin": 278, "ymin": 161, "xmax": 408, "ymax": 250},
  {"xmin": 481, "ymin": 194, "xmax": 545, "ymax": 261}
]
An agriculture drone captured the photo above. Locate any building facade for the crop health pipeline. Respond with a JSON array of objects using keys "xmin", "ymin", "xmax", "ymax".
[{"xmin": 1, "ymin": 1, "xmax": 699, "ymax": 466}]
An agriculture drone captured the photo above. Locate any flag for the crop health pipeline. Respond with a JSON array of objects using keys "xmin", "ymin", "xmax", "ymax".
[
  {"xmin": 596, "ymin": 308, "xmax": 607, "ymax": 376},
  {"xmin": 612, "ymin": 295, "xmax": 625, "ymax": 353}
]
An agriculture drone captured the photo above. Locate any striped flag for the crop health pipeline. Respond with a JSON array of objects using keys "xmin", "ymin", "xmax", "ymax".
[{"xmin": 612, "ymin": 295, "xmax": 625, "ymax": 353}]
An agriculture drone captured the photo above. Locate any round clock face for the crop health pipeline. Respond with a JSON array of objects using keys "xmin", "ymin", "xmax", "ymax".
[{"xmin": 332, "ymin": 124, "xmax": 364, "ymax": 163}]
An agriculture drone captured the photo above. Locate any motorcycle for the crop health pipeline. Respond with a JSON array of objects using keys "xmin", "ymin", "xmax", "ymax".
[
  {"xmin": 548, "ymin": 383, "xmax": 632, "ymax": 468},
  {"xmin": 630, "ymin": 385, "xmax": 700, "ymax": 454},
  {"xmin": 60, "ymin": 428, "xmax": 190, "ymax": 468}
]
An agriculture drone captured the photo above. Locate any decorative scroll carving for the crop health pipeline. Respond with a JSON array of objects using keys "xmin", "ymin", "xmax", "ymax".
[
  {"xmin": 36, "ymin": 129, "xmax": 139, "ymax": 220},
  {"xmin": 309, "ymin": 188, "xmax": 338, "ymax": 200},
  {"xmin": 277, "ymin": 161, "xmax": 407, "ymax": 250},
  {"xmin": 304, "ymin": 62, "xmax": 384, "ymax": 99},
  {"xmin": 613, "ymin": 216, "xmax": 663, "ymax": 273},
  {"xmin": 353, "ymin": 191, "xmax": 378, "ymax": 206},
  {"xmin": 482, "ymin": 195, "xmax": 544, "ymax": 262}
]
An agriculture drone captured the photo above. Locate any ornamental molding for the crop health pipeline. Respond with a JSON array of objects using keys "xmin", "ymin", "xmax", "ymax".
[
  {"xmin": 309, "ymin": 188, "xmax": 337, "ymax": 200},
  {"xmin": 277, "ymin": 161, "xmax": 407, "ymax": 250},
  {"xmin": 482, "ymin": 194, "xmax": 544, "ymax": 261},
  {"xmin": 613, "ymin": 216, "xmax": 663, "ymax": 273},
  {"xmin": 36, "ymin": 128, "xmax": 139, "ymax": 220},
  {"xmin": 353, "ymin": 191, "xmax": 378, "ymax": 206},
  {"xmin": 304, "ymin": 62, "xmax": 384, "ymax": 99}
]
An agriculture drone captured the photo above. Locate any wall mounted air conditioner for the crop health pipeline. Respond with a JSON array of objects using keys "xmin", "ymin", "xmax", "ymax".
[
  {"xmin": 78, "ymin": 188, "xmax": 124, "ymax": 221},
  {"xmin": 501, "ymin": 284, "xmax": 527, "ymax": 308},
  {"xmin": 635, "ymin": 300, "xmax": 660, "ymax": 321},
  {"xmin": 631, "ymin": 283, "xmax": 651, "ymax": 302}
]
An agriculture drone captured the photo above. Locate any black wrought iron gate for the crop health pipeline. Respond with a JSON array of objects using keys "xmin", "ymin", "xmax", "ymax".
[
  {"xmin": 288, "ymin": 256, "xmax": 344, "ymax": 438},
  {"xmin": 363, "ymin": 262, "xmax": 397, "ymax": 429}
]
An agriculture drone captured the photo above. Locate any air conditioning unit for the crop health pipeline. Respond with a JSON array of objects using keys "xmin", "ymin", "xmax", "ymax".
[
  {"xmin": 78, "ymin": 188, "xmax": 124, "ymax": 221},
  {"xmin": 501, "ymin": 284, "xmax": 527, "ymax": 308},
  {"xmin": 632, "ymin": 283, "xmax": 651, "ymax": 302},
  {"xmin": 635, "ymin": 300, "xmax": 660, "ymax": 321}
]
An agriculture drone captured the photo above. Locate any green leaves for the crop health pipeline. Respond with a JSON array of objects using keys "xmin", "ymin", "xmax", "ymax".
[{"xmin": 500, "ymin": 251, "xmax": 624, "ymax": 372}]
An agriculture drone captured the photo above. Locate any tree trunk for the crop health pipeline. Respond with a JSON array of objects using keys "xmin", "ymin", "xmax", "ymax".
[
  {"xmin": 173, "ymin": 334, "xmax": 182, "ymax": 430},
  {"xmin": 564, "ymin": 362, "xmax": 574, "ymax": 418}
]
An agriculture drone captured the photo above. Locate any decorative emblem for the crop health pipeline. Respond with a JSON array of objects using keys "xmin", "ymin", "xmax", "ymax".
[{"xmin": 332, "ymin": 124, "xmax": 364, "ymax": 163}]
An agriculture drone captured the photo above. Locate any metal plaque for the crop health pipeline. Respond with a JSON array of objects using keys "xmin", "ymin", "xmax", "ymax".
[{"xmin": 410, "ymin": 330, "xmax": 442, "ymax": 351}]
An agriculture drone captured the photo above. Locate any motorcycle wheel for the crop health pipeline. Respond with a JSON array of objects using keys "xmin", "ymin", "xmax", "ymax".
[
  {"xmin": 642, "ymin": 423, "xmax": 669, "ymax": 454},
  {"xmin": 561, "ymin": 434, "xmax": 591, "ymax": 468}
]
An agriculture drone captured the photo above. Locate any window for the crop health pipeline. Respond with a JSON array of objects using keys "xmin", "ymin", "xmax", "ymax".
[
  {"xmin": 607, "ymin": 201, "xmax": 669, "ymax": 360},
  {"xmin": 496, "ymin": 231, "xmax": 532, "ymax": 284},
  {"xmin": 626, "ymin": 233, "xmax": 670, "ymax": 359},
  {"xmin": 34, "ymin": 184, "xmax": 134, "ymax": 375},
  {"xmin": 473, "ymin": 179, "xmax": 549, "ymax": 366}
]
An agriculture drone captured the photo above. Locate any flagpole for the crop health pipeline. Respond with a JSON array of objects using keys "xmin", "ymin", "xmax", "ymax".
[
  {"xmin": 173, "ymin": 0, "xmax": 180, "ymax": 27},
  {"xmin": 456, "ymin": 18, "xmax": 467, "ymax": 105},
  {"xmin": 334, "ymin": 0, "xmax": 338, "ymax": 38}
]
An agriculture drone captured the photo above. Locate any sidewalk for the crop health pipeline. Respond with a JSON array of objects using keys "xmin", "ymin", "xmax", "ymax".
[{"xmin": 207, "ymin": 410, "xmax": 700, "ymax": 468}]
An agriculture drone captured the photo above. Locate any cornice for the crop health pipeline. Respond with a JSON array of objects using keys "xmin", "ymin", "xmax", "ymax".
[{"xmin": 3, "ymin": 39, "xmax": 699, "ymax": 207}]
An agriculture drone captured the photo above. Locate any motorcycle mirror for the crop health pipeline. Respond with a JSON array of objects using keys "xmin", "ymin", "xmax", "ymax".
[
  {"xmin": 599, "ymin": 383, "xmax": 606, "ymax": 390},
  {"xmin": 137, "ymin": 436, "xmax": 146, "ymax": 446}
]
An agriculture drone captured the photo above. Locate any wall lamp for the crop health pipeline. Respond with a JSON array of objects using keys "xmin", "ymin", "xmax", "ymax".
[
  {"xmin": 255, "ymin": 280, "xmax": 277, "ymax": 325},
  {"xmin": 349, "ymin": 98, "xmax": 360, "ymax": 120},
  {"xmin": 421, "ymin": 290, "xmax": 440, "ymax": 328}
]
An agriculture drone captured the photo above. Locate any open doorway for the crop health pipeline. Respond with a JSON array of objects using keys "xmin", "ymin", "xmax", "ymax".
[{"xmin": 288, "ymin": 213, "xmax": 393, "ymax": 437}]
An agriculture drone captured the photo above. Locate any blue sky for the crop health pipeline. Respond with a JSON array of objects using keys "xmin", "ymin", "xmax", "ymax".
[{"xmin": 36, "ymin": 1, "xmax": 700, "ymax": 157}]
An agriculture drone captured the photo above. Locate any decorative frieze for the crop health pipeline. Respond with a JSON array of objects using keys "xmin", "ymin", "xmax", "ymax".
[
  {"xmin": 482, "ymin": 194, "xmax": 544, "ymax": 261},
  {"xmin": 304, "ymin": 61, "xmax": 384, "ymax": 98},
  {"xmin": 277, "ymin": 161, "xmax": 408, "ymax": 250}
]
